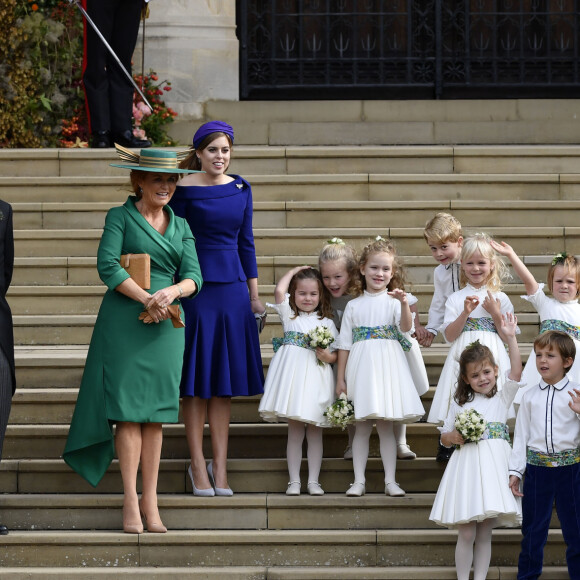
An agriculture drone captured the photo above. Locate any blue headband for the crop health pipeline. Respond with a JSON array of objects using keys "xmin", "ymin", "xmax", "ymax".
[{"xmin": 193, "ymin": 121, "xmax": 234, "ymax": 149}]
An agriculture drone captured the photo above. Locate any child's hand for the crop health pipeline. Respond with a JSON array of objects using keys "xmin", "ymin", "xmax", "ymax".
[
  {"xmin": 499, "ymin": 312, "xmax": 518, "ymax": 339},
  {"xmin": 316, "ymin": 346, "xmax": 335, "ymax": 364},
  {"xmin": 388, "ymin": 288, "xmax": 407, "ymax": 303},
  {"xmin": 509, "ymin": 475, "xmax": 523, "ymax": 498},
  {"xmin": 336, "ymin": 378, "xmax": 347, "ymax": 397},
  {"xmin": 490, "ymin": 240, "xmax": 516, "ymax": 258},
  {"xmin": 440, "ymin": 429, "xmax": 465, "ymax": 447},
  {"xmin": 568, "ymin": 387, "xmax": 580, "ymax": 414},
  {"xmin": 415, "ymin": 325, "xmax": 434, "ymax": 347},
  {"xmin": 463, "ymin": 295, "xmax": 479, "ymax": 315},
  {"xmin": 482, "ymin": 290, "xmax": 501, "ymax": 318}
]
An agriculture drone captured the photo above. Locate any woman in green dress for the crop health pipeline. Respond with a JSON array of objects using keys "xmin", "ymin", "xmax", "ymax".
[{"xmin": 64, "ymin": 148, "xmax": 203, "ymax": 534}]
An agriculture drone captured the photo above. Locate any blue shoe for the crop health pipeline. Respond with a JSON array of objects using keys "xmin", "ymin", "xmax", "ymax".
[
  {"xmin": 207, "ymin": 461, "xmax": 233, "ymax": 496},
  {"xmin": 188, "ymin": 464, "xmax": 215, "ymax": 497}
]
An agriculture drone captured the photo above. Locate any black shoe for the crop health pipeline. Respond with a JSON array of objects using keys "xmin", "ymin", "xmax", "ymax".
[
  {"xmin": 0, "ymin": 524, "xmax": 8, "ymax": 535},
  {"xmin": 91, "ymin": 131, "xmax": 111, "ymax": 148},
  {"xmin": 112, "ymin": 130, "xmax": 152, "ymax": 149},
  {"xmin": 436, "ymin": 442, "xmax": 454, "ymax": 462}
]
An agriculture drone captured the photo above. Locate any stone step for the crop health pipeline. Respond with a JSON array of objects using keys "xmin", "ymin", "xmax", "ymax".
[
  {"xmin": 5, "ymin": 144, "xmax": 580, "ymax": 178},
  {"xmin": 4, "ymin": 173, "xmax": 580, "ymax": 204},
  {"xmin": 0, "ymin": 493, "xmax": 561, "ymax": 532},
  {"xmin": 0, "ymin": 458, "xmax": 446, "ymax": 495},
  {"xmin": 12, "ymin": 199, "xmax": 580, "ymax": 231},
  {"xmin": 11, "ymin": 226, "xmax": 574, "ymax": 258},
  {"xmin": 12, "ymin": 254, "xmax": 554, "ymax": 287},
  {"xmin": 2, "ymin": 424, "xmax": 443, "ymax": 461},
  {"xmin": 0, "ymin": 567, "xmax": 571, "ymax": 580},
  {"xmin": 11, "ymin": 312, "xmax": 542, "ymax": 346},
  {"xmin": 6, "ymin": 282, "xmax": 544, "ymax": 316},
  {"xmin": 0, "ymin": 529, "xmax": 569, "ymax": 568},
  {"xmin": 12, "ymin": 344, "xmax": 470, "ymax": 390}
]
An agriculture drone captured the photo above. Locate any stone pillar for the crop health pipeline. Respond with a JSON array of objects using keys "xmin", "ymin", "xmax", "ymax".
[{"xmin": 133, "ymin": 0, "xmax": 238, "ymax": 140}]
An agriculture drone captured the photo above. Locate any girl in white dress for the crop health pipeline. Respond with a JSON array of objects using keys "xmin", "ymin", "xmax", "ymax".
[
  {"xmin": 491, "ymin": 241, "xmax": 580, "ymax": 404},
  {"xmin": 428, "ymin": 233, "xmax": 517, "ymax": 425},
  {"xmin": 336, "ymin": 237, "xmax": 426, "ymax": 497},
  {"xmin": 320, "ymin": 238, "xmax": 428, "ymax": 460},
  {"xmin": 258, "ymin": 266, "xmax": 338, "ymax": 496},
  {"xmin": 430, "ymin": 313, "xmax": 523, "ymax": 580}
]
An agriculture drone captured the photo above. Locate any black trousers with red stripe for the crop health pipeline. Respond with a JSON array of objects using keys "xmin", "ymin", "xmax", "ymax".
[{"xmin": 83, "ymin": 0, "xmax": 142, "ymax": 134}]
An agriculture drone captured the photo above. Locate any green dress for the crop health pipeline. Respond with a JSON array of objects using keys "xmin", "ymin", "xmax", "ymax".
[{"xmin": 63, "ymin": 196, "xmax": 203, "ymax": 487}]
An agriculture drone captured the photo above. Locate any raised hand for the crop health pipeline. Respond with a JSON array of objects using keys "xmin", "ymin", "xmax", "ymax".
[
  {"xmin": 464, "ymin": 295, "xmax": 479, "ymax": 315},
  {"xmin": 500, "ymin": 312, "xmax": 518, "ymax": 339},
  {"xmin": 388, "ymin": 288, "xmax": 408, "ymax": 303},
  {"xmin": 490, "ymin": 239, "xmax": 516, "ymax": 258},
  {"xmin": 569, "ymin": 387, "xmax": 580, "ymax": 414},
  {"xmin": 482, "ymin": 290, "xmax": 501, "ymax": 318}
]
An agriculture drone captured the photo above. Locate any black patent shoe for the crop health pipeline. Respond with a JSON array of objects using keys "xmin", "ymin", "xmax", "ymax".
[
  {"xmin": 436, "ymin": 442, "xmax": 454, "ymax": 462},
  {"xmin": 112, "ymin": 130, "xmax": 152, "ymax": 148},
  {"xmin": 91, "ymin": 131, "xmax": 111, "ymax": 148},
  {"xmin": 0, "ymin": 524, "xmax": 8, "ymax": 535}
]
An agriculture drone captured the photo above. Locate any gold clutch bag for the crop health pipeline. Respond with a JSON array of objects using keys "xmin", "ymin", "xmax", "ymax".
[{"xmin": 120, "ymin": 253, "xmax": 151, "ymax": 289}]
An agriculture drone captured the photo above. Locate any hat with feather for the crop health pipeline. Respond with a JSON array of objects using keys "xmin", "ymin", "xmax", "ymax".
[{"xmin": 110, "ymin": 144, "xmax": 201, "ymax": 173}]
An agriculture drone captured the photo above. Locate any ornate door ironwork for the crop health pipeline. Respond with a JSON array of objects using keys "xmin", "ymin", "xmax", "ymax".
[{"xmin": 238, "ymin": 1, "xmax": 580, "ymax": 99}]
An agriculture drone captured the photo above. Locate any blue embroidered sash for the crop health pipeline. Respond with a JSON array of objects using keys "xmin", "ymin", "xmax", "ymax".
[
  {"xmin": 540, "ymin": 319, "xmax": 580, "ymax": 342},
  {"xmin": 272, "ymin": 331, "xmax": 313, "ymax": 353},
  {"xmin": 462, "ymin": 317, "xmax": 498, "ymax": 334},
  {"xmin": 352, "ymin": 325, "xmax": 412, "ymax": 352},
  {"xmin": 527, "ymin": 448, "xmax": 580, "ymax": 468}
]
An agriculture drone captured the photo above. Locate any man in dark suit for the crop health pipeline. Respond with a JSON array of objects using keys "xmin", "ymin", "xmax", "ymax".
[
  {"xmin": 0, "ymin": 199, "xmax": 14, "ymax": 535},
  {"xmin": 83, "ymin": 0, "xmax": 152, "ymax": 149}
]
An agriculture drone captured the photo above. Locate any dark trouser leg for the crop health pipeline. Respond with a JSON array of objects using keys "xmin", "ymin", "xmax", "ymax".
[
  {"xmin": 554, "ymin": 463, "xmax": 580, "ymax": 580},
  {"xmin": 108, "ymin": 0, "xmax": 143, "ymax": 134},
  {"xmin": 518, "ymin": 464, "xmax": 555, "ymax": 580},
  {"xmin": 0, "ymin": 347, "xmax": 12, "ymax": 459}
]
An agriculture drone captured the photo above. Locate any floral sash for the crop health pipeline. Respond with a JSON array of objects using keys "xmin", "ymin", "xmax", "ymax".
[
  {"xmin": 272, "ymin": 331, "xmax": 312, "ymax": 353},
  {"xmin": 540, "ymin": 319, "xmax": 580, "ymax": 342},
  {"xmin": 527, "ymin": 448, "xmax": 580, "ymax": 468},
  {"xmin": 352, "ymin": 325, "xmax": 412, "ymax": 352},
  {"xmin": 483, "ymin": 422, "xmax": 510, "ymax": 443},
  {"xmin": 462, "ymin": 317, "xmax": 498, "ymax": 334}
]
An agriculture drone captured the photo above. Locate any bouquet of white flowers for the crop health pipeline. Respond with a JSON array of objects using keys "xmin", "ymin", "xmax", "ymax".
[
  {"xmin": 308, "ymin": 325, "xmax": 335, "ymax": 366},
  {"xmin": 324, "ymin": 393, "xmax": 355, "ymax": 430},
  {"xmin": 454, "ymin": 408, "xmax": 487, "ymax": 443}
]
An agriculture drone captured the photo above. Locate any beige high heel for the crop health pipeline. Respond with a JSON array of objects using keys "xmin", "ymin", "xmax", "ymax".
[
  {"xmin": 139, "ymin": 501, "xmax": 167, "ymax": 533},
  {"xmin": 123, "ymin": 502, "xmax": 144, "ymax": 534}
]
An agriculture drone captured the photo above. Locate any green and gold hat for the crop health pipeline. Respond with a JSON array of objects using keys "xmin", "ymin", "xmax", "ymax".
[{"xmin": 110, "ymin": 144, "xmax": 201, "ymax": 173}]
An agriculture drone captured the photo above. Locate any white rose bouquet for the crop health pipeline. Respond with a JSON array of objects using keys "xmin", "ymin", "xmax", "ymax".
[
  {"xmin": 324, "ymin": 393, "xmax": 355, "ymax": 430},
  {"xmin": 454, "ymin": 408, "xmax": 486, "ymax": 443},
  {"xmin": 308, "ymin": 325, "xmax": 335, "ymax": 366}
]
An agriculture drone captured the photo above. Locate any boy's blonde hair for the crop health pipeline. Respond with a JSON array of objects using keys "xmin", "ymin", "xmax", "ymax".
[
  {"xmin": 318, "ymin": 240, "xmax": 362, "ymax": 297},
  {"xmin": 423, "ymin": 212, "xmax": 463, "ymax": 244},
  {"xmin": 358, "ymin": 237, "xmax": 408, "ymax": 295},
  {"xmin": 460, "ymin": 233, "xmax": 510, "ymax": 292},
  {"xmin": 547, "ymin": 253, "xmax": 580, "ymax": 298}
]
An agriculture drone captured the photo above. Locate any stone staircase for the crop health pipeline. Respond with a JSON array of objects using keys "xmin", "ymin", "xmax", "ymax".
[{"xmin": 0, "ymin": 141, "xmax": 577, "ymax": 579}]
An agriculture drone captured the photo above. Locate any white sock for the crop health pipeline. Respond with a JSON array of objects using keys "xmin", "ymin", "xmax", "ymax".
[
  {"xmin": 473, "ymin": 518, "xmax": 495, "ymax": 580},
  {"xmin": 306, "ymin": 424, "xmax": 323, "ymax": 483},
  {"xmin": 393, "ymin": 422, "xmax": 407, "ymax": 446},
  {"xmin": 351, "ymin": 420, "xmax": 373, "ymax": 483},
  {"xmin": 376, "ymin": 419, "xmax": 397, "ymax": 483},
  {"xmin": 286, "ymin": 420, "xmax": 305, "ymax": 483},
  {"xmin": 455, "ymin": 522, "xmax": 477, "ymax": 580}
]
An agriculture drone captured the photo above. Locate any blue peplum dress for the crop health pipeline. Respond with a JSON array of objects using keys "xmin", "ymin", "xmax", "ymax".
[{"xmin": 169, "ymin": 175, "xmax": 264, "ymax": 398}]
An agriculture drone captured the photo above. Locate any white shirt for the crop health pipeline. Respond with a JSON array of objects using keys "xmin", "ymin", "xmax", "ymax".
[
  {"xmin": 426, "ymin": 262, "xmax": 461, "ymax": 336},
  {"xmin": 509, "ymin": 377, "xmax": 580, "ymax": 478}
]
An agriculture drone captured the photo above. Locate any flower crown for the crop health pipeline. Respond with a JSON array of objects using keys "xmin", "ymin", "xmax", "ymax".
[
  {"xmin": 375, "ymin": 235, "xmax": 386, "ymax": 242},
  {"xmin": 466, "ymin": 339, "xmax": 482, "ymax": 350},
  {"xmin": 552, "ymin": 252, "xmax": 568, "ymax": 266},
  {"xmin": 327, "ymin": 237, "xmax": 345, "ymax": 245}
]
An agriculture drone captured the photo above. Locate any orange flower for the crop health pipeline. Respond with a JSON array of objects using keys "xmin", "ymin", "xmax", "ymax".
[{"xmin": 31, "ymin": 3, "xmax": 39, "ymax": 10}]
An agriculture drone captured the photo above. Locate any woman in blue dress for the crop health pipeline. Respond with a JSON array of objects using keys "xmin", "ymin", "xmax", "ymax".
[{"xmin": 170, "ymin": 121, "xmax": 265, "ymax": 496}]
